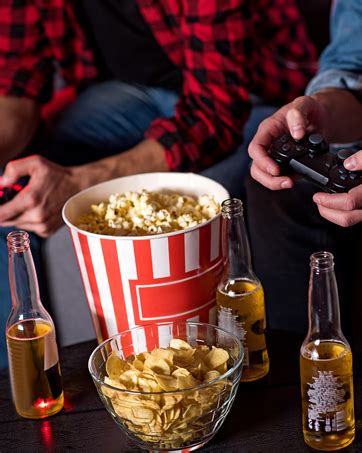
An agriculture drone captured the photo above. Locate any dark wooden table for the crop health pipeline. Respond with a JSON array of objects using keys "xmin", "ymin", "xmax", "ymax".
[{"xmin": 1, "ymin": 331, "xmax": 361, "ymax": 453}]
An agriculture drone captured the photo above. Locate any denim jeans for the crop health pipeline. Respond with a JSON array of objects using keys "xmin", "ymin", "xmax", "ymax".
[{"xmin": 0, "ymin": 80, "xmax": 277, "ymax": 368}]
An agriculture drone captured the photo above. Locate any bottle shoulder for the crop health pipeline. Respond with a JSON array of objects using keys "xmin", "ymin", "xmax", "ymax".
[{"xmin": 300, "ymin": 338, "xmax": 352, "ymax": 361}]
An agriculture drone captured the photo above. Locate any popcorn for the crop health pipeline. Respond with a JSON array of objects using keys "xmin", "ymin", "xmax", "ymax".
[{"xmin": 76, "ymin": 190, "xmax": 220, "ymax": 236}]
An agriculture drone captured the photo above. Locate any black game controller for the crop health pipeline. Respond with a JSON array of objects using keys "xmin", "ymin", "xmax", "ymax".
[
  {"xmin": 269, "ymin": 133, "xmax": 362, "ymax": 193},
  {"xmin": 0, "ymin": 184, "xmax": 23, "ymax": 205}
]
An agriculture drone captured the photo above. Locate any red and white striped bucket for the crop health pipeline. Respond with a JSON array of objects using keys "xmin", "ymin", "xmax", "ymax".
[{"xmin": 62, "ymin": 173, "xmax": 229, "ymax": 346}]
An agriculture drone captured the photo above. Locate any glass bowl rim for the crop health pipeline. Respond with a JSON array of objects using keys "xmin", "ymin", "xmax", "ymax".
[{"xmin": 88, "ymin": 321, "xmax": 244, "ymax": 395}]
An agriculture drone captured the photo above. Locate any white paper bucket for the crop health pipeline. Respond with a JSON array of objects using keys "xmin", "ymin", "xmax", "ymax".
[{"xmin": 62, "ymin": 173, "xmax": 229, "ymax": 349}]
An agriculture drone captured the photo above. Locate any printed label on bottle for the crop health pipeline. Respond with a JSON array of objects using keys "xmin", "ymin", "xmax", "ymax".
[
  {"xmin": 44, "ymin": 328, "xmax": 59, "ymax": 371},
  {"xmin": 307, "ymin": 371, "xmax": 347, "ymax": 432},
  {"xmin": 218, "ymin": 306, "xmax": 248, "ymax": 364}
]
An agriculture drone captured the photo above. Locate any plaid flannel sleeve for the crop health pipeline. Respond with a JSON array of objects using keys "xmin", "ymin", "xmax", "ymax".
[
  {"xmin": 145, "ymin": 0, "xmax": 251, "ymax": 172},
  {"xmin": 0, "ymin": 1, "xmax": 55, "ymax": 103}
]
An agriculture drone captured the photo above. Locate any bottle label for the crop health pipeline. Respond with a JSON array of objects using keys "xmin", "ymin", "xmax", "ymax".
[
  {"xmin": 44, "ymin": 328, "xmax": 59, "ymax": 371},
  {"xmin": 218, "ymin": 306, "xmax": 248, "ymax": 364},
  {"xmin": 307, "ymin": 371, "xmax": 347, "ymax": 432}
]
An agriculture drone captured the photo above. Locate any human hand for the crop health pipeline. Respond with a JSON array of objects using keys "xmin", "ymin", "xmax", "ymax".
[
  {"xmin": 248, "ymin": 95, "xmax": 328, "ymax": 190},
  {"xmin": 312, "ymin": 150, "xmax": 362, "ymax": 227},
  {"xmin": 0, "ymin": 155, "xmax": 80, "ymax": 237}
]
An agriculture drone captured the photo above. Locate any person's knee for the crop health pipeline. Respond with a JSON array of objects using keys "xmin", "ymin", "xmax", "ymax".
[{"xmin": 54, "ymin": 81, "xmax": 159, "ymax": 146}]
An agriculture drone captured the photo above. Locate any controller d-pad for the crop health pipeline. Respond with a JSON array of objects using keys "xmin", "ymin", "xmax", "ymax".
[{"xmin": 349, "ymin": 173, "xmax": 358, "ymax": 180}]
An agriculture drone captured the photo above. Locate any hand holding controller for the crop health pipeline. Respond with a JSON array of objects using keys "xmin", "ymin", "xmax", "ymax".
[
  {"xmin": 269, "ymin": 133, "xmax": 362, "ymax": 193},
  {"xmin": 0, "ymin": 184, "xmax": 23, "ymax": 205}
]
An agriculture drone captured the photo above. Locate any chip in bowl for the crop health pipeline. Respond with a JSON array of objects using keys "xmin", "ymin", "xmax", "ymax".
[{"xmin": 101, "ymin": 340, "xmax": 231, "ymax": 449}]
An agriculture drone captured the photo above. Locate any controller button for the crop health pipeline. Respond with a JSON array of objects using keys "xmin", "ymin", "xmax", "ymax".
[
  {"xmin": 309, "ymin": 134, "xmax": 324, "ymax": 147},
  {"xmin": 349, "ymin": 172, "xmax": 357, "ymax": 180},
  {"xmin": 339, "ymin": 174, "xmax": 347, "ymax": 181},
  {"xmin": 282, "ymin": 144, "xmax": 290, "ymax": 152},
  {"xmin": 338, "ymin": 168, "xmax": 347, "ymax": 175},
  {"xmin": 324, "ymin": 161, "xmax": 332, "ymax": 168},
  {"xmin": 296, "ymin": 145, "xmax": 304, "ymax": 152},
  {"xmin": 336, "ymin": 149, "xmax": 354, "ymax": 164},
  {"xmin": 281, "ymin": 135, "xmax": 289, "ymax": 143}
]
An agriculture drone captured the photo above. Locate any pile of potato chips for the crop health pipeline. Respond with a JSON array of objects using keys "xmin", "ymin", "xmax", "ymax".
[{"xmin": 101, "ymin": 339, "xmax": 232, "ymax": 449}]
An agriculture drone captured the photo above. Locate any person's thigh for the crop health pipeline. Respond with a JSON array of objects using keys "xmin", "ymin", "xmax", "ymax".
[
  {"xmin": 202, "ymin": 105, "xmax": 278, "ymax": 198},
  {"xmin": 244, "ymin": 176, "xmax": 357, "ymax": 338},
  {"xmin": 54, "ymin": 81, "xmax": 178, "ymax": 150},
  {"xmin": 0, "ymin": 228, "xmax": 43, "ymax": 369}
]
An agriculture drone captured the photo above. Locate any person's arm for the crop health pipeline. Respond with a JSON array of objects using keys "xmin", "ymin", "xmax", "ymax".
[
  {"xmin": 0, "ymin": 140, "xmax": 168, "ymax": 237},
  {"xmin": 248, "ymin": 0, "xmax": 362, "ymax": 190},
  {"xmin": 248, "ymin": 89, "xmax": 362, "ymax": 190},
  {"xmin": 73, "ymin": 139, "xmax": 169, "ymax": 188},
  {"xmin": 0, "ymin": 97, "xmax": 40, "ymax": 165},
  {"xmin": 0, "ymin": 0, "xmax": 54, "ymax": 163}
]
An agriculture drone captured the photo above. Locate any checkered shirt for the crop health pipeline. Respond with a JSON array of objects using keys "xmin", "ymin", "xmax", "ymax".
[{"xmin": 0, "ymin": 0, "xmax": 317, "ymax": 171}]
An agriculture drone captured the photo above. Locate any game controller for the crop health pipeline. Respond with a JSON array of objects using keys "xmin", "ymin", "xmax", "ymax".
[
  {"xmin": 269, "ymin": 133, "xmax": 362, "ymax": 193},
  {"xmin": 0, "ymin": 184, "xmax": 23, "ymax": 205}
]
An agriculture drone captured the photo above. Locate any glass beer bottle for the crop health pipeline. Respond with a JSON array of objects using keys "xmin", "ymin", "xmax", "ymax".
[
  {"xmin": 216, "ymin": 198, "xmax": 269, "ymax": 381},
  {"xmin": 300, "ymin": 251, "xmax": 355, "ymax": 450},
  {"xmin": 6, "ymin": 231, "xmax": 64, "ymax": 418}
]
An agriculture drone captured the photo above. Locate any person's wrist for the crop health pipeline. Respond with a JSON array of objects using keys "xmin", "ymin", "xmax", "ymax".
[
  {"xmin": 69, "ymin": 164, "xmax": 96, "ymax": 192},
  {"xmin": 310, "ymin": 90, "xmax": 342, "ymax": 140}
]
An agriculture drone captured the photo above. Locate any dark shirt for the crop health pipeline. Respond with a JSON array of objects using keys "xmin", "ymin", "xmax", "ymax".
[{"xmin": 79, "ymin": 0, "xmax": 182, "ymax": 92}]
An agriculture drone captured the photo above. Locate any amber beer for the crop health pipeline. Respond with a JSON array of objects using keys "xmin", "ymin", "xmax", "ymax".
[
  {"xmin": 6, "ymin": 230, "xmax": 64, "ymax": 419},
  {"xmin": 300, "ymin": 341, "xmax": 354, "ymax": 450},
  {"xmin": 300, "ymin": 251, "xmax": 355, "ymax": 450},
  {"xmin": 7, "ymin": 319, "xmax": 64, "ymax": 418},
  {"xmin": 217, "ymin": 279, "xmax": 269, "ymax": 381},
  {"xmin": 217, "ymin": 199, "xmax": 269, "ymax": 382}
]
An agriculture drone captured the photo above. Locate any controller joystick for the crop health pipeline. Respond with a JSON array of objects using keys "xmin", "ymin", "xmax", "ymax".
[{"xmin": 269, "ymin": 134, "xmax": 362, "ymax": 193}]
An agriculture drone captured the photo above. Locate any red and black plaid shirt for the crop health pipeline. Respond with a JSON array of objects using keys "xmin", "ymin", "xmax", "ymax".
[{"xmin": 0, "ymin": 0, "xmax": 316, "ymax": 172}]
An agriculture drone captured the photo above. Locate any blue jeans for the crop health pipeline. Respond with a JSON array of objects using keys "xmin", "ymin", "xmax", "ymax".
[{"xmin": 0, "ymin": 80, "xmax": 277, "ymax": 368}]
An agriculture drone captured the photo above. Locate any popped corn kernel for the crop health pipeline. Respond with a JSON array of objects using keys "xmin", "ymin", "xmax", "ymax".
[{"xmin": 76, "ymin": 190, "xmax": 220, "ymax": 236}]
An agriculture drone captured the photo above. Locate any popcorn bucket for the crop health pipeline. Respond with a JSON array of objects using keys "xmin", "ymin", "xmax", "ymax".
[{"xmin": 62, "ymin": 173, "xmax": 229, "ymax": 349}]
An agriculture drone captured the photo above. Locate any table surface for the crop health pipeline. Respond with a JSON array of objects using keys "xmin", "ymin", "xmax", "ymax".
[{"xmin": 1, "ymin": 331, "xmax": 361, "ymax": 453}]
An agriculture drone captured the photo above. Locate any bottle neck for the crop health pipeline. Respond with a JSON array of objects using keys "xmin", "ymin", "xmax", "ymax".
[
  {"xmin": 307, "ymin": 251, "xmax": 343, "ymax": 341},
  {"xmin": 221, "ymin": 199, "xmax": 255, "ymax": 281},
  {"xmin": 8, "ymin": 231, "xmax": 42, "ymax": 316}
]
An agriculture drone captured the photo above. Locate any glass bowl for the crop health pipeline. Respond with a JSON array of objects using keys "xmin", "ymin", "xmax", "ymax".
[{"xmin": 88, "ymin": 322, "xmax": 243, "ymax": 452}]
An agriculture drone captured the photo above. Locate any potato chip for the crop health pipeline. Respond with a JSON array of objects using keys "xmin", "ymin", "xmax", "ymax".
[
  {"xmin": 144, "ymin": 357, "xmax": 171, "ymax": 375},
  {"xmin": 169, "ymin": 339, "xmax": 192, "ymax": 350},
  {"xmin": 205, "ymin": 346, "xmax": 229, "ymax": 370},
  {"xmin": 102, "ymin": 340, "xmax": 231, "ymax": 450},
  {"xmin": 106, "ymin": 352, "xmax": 128, "ymax": 380}
]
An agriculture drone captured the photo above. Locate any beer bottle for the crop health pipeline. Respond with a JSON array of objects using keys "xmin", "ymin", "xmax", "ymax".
[
  {"xmin": 300, "ymin": 251, "xmax": 355, "ymax": 450},
  {"xmin": 6, "ymin": 231, "xmax": 64, "ymax": 418},
  {"xmin": 216, "ymin": 198, "xmax": 269, "ymax": 381}
]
